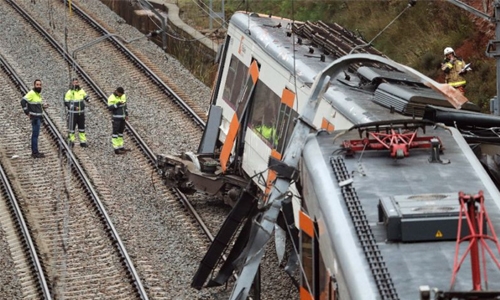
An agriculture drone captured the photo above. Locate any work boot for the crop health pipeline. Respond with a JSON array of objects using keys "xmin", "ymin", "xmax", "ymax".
[
  {"xmin": 122, "ymin": 148, "xmax": 131, "ymax": 152},
  {"xmin": 80, "ymin": 143, "xmax": 88, "ymax": 148},
  {"xmin": 31, "ymin": 152, "xmax": 45, "ymax": 158},
  {"xmin": 68, "ymin": 141, "xmax": 74, "ymax": 148},
  {"xmin": 114, "ymin": 149, "xmax": 126, "ymax": 155}
]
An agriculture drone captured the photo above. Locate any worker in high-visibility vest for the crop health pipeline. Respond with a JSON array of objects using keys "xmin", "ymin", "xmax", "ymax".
[
  {"xmin": 21, "ymin": 79, "xmax": 49, "ymax": 158},
  {"xmin": 107, "ymin": 87, "xmax": 131, "ymax": 155},
  {"xmin": 255, "ymin": 124, "xmax": 279, "ymax": 148},
  {"xmin": 64, "ymin": 78, "xmax": 90, "ymax": 148}
]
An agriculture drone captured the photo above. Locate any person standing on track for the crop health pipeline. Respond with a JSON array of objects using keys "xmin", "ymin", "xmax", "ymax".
[
  {"xmin": 21, "ymin": 79, "xmax": 49, "ymax": 158},
  {"xmin": 107, "ymin": 87, "xmax": 130, "ymax": 155},
  {"xmin": 64, "ymin": 78, "xmax": 90, "ymax": 148}
]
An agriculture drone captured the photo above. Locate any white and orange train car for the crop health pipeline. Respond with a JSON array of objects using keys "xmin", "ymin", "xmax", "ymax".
[{"xmin": 158, "ymin": 11, "xmax": 500, "ymax": 300}]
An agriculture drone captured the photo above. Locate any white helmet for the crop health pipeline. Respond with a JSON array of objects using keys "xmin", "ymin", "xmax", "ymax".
[{"xmin": 444, "ymin": 47, "xmax": 454, "ymax": 55}]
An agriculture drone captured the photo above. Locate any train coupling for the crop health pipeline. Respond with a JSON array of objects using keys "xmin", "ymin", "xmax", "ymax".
[
  {"xmin": 156, "ymin": 153, "xmax": 198, "ymax": 193},
  {"xmin": 156, "ymin": 152, "xmax": 249, "ymax": 203},
  {"xmin": 156, "ymin": 152, "xmax": 226, "ymax": 194}
]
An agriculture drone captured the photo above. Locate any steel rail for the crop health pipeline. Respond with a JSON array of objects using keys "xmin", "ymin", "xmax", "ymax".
[
  {"xmin": 62, "ymin": 0, "xmax": 241, "ymax": 282},
  {"xmin": 0, "ymin": 56, "xmax": 51, "ymax": 298},
  {"xmin": 8, "ymin": 1, "xmax": 228, "ymax": 295},
  {"xmin": 65, "ymin": 0, "xmax": 206, "ymax": 129},
  {"xmin": 1, "ymin": 3, "xmax": 150, "ymax": 298},
  {"xmin": 0, "ymin": 164, "xmax": 52, "ymax": 299},
  {"xmin": 7, "ymin": 0, "xmax": 219, "ymax": 276},
  {"xmin": 57, "ymin": 1, "xmax": 218, "ymax": 243}
]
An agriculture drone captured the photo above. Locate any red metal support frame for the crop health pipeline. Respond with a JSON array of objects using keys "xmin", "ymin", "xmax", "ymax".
[
  {"xmin": 450, "ymin": 191, "xmax": 500, "ymax": 291},
  {"xmin": 342, "ymin": 128, "xmax": 439, "ymax": 158}
]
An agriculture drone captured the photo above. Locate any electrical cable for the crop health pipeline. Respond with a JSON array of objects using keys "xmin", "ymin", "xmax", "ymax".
[
  {"xmin": 349, "ymin": 1, "xmax": 414, "ymax": 54},
  {"xmin": 188, "ymin": 0, "xmax": 226, "ymax": 28},
  {"xmin": 281, "ymin": 1, "xmax": 315, "ymax": 295},
  {"xmin": 59, "ymin": 1, "xmax": 73, "ymax": 297},
  {"xmin": 47, "ymin": 0, "xmax": 56, "ymax": 29},
  {"xmin": 281, "ymin": 193, "xmax": 314, "ymax": 296},
  {"xmin": 291, "ymin": 0, "xmax": 299, "ymax": 115}
]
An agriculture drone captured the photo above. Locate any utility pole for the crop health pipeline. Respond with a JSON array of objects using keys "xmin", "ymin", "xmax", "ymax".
[
  {"xmin": 488, "ymin": 1, "xmax": 500, "ymax": 115},
  {"xmin": 209, "ymin": 0, "xmax": 225, "ymax": 30}
]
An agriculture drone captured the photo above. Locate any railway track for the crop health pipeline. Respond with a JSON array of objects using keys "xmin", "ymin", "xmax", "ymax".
[
  {"xmin": 7, "ymin": 0, "xmax": 220, "ymax": 236},
  {"xmin": 69, "ymin": 0, "xmax": 208, "ymax": 128},
  {"xmin": 1, "ymin": 0, "xmax": 234, "ymax": 298},
  {"xmin": 0, "ymin": 156, "xmax": 49, "ymax": 299},
  {"xmin": 0, "ymin": 54, "xmax": 147, "ymax": 299}
]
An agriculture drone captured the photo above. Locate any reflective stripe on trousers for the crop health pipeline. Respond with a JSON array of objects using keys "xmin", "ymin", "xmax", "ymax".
[{"xmin": 111, "ymin": 118, "xmax": 126, "ymax": 150}]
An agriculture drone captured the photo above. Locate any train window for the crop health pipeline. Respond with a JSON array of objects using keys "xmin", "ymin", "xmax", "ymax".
[
  {"xmin": 276, "ymin": 101, "xmax": 299, "ymax": 154},
  {"xmin": 301, "ymin": 231, "xmax": 315, "ymax": 299},
  {"xmin": 248, "ymin": 80, "xmax": 281, "ymax": 147},
  {"xmin": 236, "ymin": 65, "xmax": 258, "ymax": 118},
  {"xmin": 222, "ymin": 55, "xmax": 248, "ymax": 108},
  {"xmin": 328, "ymin": 276, "xmax": 339, "ymax": 300},
  {"xmin": 299, "ymin": 210, "xmax": 333, "ymax": 299},
  {"xmin": 318, "ymin": 254, "xmax": 331, "ymax": 300},
  {"xmin": 221, "ymin": 57, "xmax": 235, "ymax": 104},
  {"xmin": 219, "ymin": 61, "xmax": 259, "ymax": 172},
  {"xmin": 299, "ymin": 210, "xmax": 317, "ymax": 299}
]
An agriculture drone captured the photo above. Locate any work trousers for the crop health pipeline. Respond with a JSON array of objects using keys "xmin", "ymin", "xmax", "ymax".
[
  {"xmin": 31, "ymin": 117, "xmax": 42, "ymax": 154},
  {"xmin": 111, "ymin": 118, "xmax": 126, "ymax": 150},
  {"xmin": 68, "ymin": 113, "xmax": 86, "ymax": 143}
]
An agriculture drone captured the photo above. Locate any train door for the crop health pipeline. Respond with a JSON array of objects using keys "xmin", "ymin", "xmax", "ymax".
[
  {"xmin": 210, "ymin": 34, "xmax": 231, "ymax": 106},
  {"xmin": 244, "ymin": 84, "xmax": 297, "ymax": 196},
  {"xmin": 222, "ymin": 55, "xmax": 247, "ymax": 109},
  {"xmin": 219, "ymin": 59, "xmax": 260, "ymax": 173},
  {"xmin": 264, "ymin": 88, "xmax": 299, "ymax": 198},
  {"xmin": 299, "ymin": 209, "xmax": 338, "ymax": 300}
]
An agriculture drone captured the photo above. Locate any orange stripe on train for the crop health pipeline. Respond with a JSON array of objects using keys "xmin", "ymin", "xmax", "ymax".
[
  {"xmin": 321, "ymin": 117, "xmax": 335, "ymax": 132},
  {"xmin": 300, "ymin": 286, "xmax": 314, "ymax": 300},
  {"xmin": 219, "ymin": 115, "xmax": 240, "ymax": 172},
  {"xmin": 299, "ymin": 210, "xmax": 314, "ymax": 238},
  {"xmin": 281, "ymin": 88, "xmax": 295, "ymax": 108}
]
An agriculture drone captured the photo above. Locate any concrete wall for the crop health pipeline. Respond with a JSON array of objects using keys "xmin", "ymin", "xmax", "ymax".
[{"xmin": 100, "ymin": 0, "xmax": 221, "ymax": 86}]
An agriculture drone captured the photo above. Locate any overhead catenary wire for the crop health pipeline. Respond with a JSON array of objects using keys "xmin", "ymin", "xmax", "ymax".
[
  {"xmin": 47, "ymin": 0, "xmax": 56, "ymax": 29},
  {"xmin": 188, "ymin": 0, "xmax": 226, "ymax": 28},
  {"xmin": 349, "ymin": 1, "xmax": 415, "ymax": 54},
  {"xmin": 280, "ymin": 193, "xmax": 315, "ymax": 296},
  {"xmin": 291, "ymin": 0, "xmax": 300, "ymax": 115},
  {"xmin": 59, "ymin": 1, "xmax": 74, "ymax": 298}
]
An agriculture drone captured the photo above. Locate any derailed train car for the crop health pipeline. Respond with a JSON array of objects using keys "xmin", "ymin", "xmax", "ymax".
[{"xmin": 157, "ymin": 11, "xmax": 500, "ymax": 300}]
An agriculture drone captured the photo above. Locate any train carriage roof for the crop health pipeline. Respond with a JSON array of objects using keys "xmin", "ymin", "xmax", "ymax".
[
  {"xmin": 229, "ymin": 13, "xmax": 480, "ymax": 125},
  {"xmin": 301, "ymin": 125, "xmax": 500, "ymax": 299}
]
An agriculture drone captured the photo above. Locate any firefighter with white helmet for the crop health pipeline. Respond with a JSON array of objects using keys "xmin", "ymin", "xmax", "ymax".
[
  {"xmin": 441, "ymin": 46, "xmax": 469, "ymax": 94},
  {"xmin": 443, "ymin": 47, "xmax": 455, "ymax": 56}
]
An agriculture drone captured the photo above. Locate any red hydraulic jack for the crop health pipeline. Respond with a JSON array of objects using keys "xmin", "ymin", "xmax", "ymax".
[
  {"xmin": 342, "ymin": 128, "xmax": 438, "ymax": 159},
  {"xmin": 444, "ymin": 191, "xmax": 500, "ymax": 299}
]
